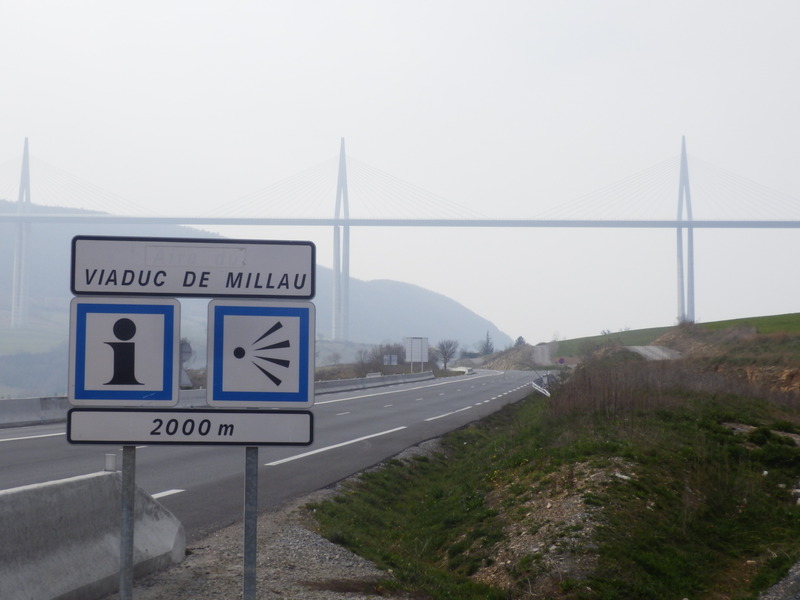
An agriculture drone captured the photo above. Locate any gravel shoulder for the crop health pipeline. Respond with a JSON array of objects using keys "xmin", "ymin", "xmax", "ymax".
[
  {"xmin": 101, "ymin": 442, "xmax": 444, "ymax": 600},
  {"xmin": 103, "ymin": 487, "xmax": 410, "ymax": 600}
]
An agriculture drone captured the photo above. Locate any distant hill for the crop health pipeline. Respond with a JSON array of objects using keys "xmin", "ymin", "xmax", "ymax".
[{"xmin": 0, "ymin": 200, "xmax": 511, "ymax": 395}]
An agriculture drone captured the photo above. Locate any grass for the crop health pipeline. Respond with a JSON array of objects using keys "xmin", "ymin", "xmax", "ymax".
[
  {"xmin": 311, "ymin": 449, "xmax": 509, "ymax": 599},
  {"xmin": 554, "ymin": 326, "xmax": 673, "ymax": 359},
  {"xmin": 700, "ymin": 313, "xmax": 800, "ymax": 335},
  {"xmin": 309, "ymin": 333, "xmax": 800, "ymax": 599},
  {"xmin": 553, "ymin": 313, "xmax": 800, "ymax": 360}
]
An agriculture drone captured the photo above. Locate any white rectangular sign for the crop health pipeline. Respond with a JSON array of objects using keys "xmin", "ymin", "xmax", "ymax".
[
  {"xmin": 404, "ymin": 337, "xmax": 429, "ymax": 362},
  {"xmin": 67, "ymin": 408, "xmax": 314, "ymax": 445},
  {"xmin": 71, "ymin": 236, "xmax": 316, "ymax": 299}
]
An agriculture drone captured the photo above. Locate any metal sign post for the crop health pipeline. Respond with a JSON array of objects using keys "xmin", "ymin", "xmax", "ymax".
[
  {"xmin": 243, "ymin": 447, "xmax": 258, "ymax": 600},
  {"xmin": 120, "ymin": 445, "xmax": 136, "ymax": 600}
]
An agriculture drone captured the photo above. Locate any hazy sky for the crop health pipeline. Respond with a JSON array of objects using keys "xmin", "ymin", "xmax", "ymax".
[{"xmin": 2, "ymin": 1, "xmax": 799, "ymax": 347}]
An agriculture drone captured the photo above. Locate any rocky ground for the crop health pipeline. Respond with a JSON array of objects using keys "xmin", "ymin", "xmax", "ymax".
[
  {"xmin": 102, "ymin": 487, "xmax": 412, "ymax": 600},
  {"xmin": 102, "ymin": 470, "xmax": 800, "ymax": 600}
]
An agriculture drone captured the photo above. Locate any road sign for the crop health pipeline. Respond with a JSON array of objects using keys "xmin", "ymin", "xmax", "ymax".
[
  {"xmin": 71, "ymin": 235, "xmax": 316, "ymax": 299},
  {"xmin": 67, "ymin": 408, "xmax": 313, "ymax": 446},
  {"xmin": 207, "ymin": 299, "xmax": 315, "ymax": 408},
  {"xmin": 69, "ymin": 297, "xmax": 180, "ymax": 406}
]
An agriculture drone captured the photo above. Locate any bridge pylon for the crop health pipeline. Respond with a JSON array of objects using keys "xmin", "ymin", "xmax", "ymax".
[
  {"xmin": 11, "ymin": 138, "xmax": 31, "ymax": 329},
  {"xmin": 676, "ymin": 136, "xmax": 695, "ymax": 323},
  {"xmin": 332, "ymin": 138, "xmax": 350, "ymax": 341}
]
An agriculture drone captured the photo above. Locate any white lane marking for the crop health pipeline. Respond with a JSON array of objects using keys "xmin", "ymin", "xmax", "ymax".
[
  {"xmin": 265, "ymin": 426, "xmax": 407, "ymax": 466},
  {"xmin": 152, "ymin": 489, "xmax": 185, "ymax": 499},
  {"xmin": 384, "ymin": 404, "xmax": 393, "ymax": 408},
  {"xmin": 336, "ymin": 412, "xmax": 351, "ymax": 416},
  {"xmin": 314, "ymin": 372, "xmax": 501, "ymax": 405},
  {"xmin": 0, "ymin": 432, "xmax": 65, "ymax": 443},
  {"xmin": 415, "ymin": 397, "xmax": 424, "ymax": 401},
  {"xmin": 424, "ymin": 406, "xmax": 472, "ymax": 422}
]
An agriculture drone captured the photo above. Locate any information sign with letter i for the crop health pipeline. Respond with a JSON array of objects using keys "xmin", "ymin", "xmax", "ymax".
[{"xmin": 68, "ymin": 296, "xmax": 180, "ymax": 406}]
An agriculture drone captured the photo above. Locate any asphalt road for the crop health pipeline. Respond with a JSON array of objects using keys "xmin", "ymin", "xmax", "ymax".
[{"xmin": 0, "ymin": 370, "xmax": 537, "ymax": 542}]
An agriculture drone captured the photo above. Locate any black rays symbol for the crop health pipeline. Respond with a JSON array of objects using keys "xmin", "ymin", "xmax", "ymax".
[{"xmin": 233, "ymin": 321, "xmax": 291, "ymax": 386}]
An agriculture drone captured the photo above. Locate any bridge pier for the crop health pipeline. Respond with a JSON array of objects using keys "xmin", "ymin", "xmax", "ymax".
[
  {"xmin": 11, "ymin": 138, "xmax": 31, "ymax": 329},
  {"xmin": 332, "ymin": 137, "xmax": 350, "ymax": 341},
  {"xmin": 676, "ymin": 136, "xmax": 695, "ymax": 323}
]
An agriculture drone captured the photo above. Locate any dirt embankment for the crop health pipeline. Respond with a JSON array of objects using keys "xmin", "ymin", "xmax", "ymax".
[
  {"xmin": 654, "ymin": 325, "xmax": 800, "ymax": 394},
  {"xmin": 482, "ymin": 342, "xmax": 558, "ymax": 371}
]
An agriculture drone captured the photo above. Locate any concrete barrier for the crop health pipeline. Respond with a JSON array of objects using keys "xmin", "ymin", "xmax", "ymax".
[
  {"xmin": 0, "ymin": 471, "xmax": 185, "ymax": 600},
  {"xmin": 0, "ymin": 372, "xmax": 436, "ymax": 428},
  {"xmin": 315, "ymin": 371, "xmax": 434, "ymax": 394},
  {"xmin": 0, "ymin": 391, "xmax": 206, "ymax": 429},
  {"xmin": 0, "ymin": 395, "xmax": 71, "ymax": 428}
]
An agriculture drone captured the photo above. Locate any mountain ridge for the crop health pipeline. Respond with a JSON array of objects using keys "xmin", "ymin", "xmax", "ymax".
[{"xmin": 0, "ymin": 201, "xmax": 512, "ymax": 395}]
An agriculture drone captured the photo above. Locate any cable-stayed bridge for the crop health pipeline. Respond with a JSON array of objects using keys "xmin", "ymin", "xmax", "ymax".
[{"xmin": 2, "ymin": 138, "xmax": 800, "ymax": 340}]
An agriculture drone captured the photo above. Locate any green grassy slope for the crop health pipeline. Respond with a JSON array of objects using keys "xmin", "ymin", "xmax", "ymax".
[{"xmin": 309, "ymin": 318, "xmax": 800, "ymax": 599}]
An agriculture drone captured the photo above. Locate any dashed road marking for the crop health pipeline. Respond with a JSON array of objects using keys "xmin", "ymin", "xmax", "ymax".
[
  {"xmin": 425, "ymin": 406, "xmax": 472, "ymax": 422},
  {"xmin": 265, "ymin": 427, "xmax": 408, "ymax": 466}
]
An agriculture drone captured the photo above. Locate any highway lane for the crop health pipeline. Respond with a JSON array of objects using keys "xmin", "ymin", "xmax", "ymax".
[{"xmin": 0, "ymin": 370, "xmax": 538, "ymax": 541}]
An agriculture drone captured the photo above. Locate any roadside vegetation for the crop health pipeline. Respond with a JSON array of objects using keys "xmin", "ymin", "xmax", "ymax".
[{"xmin": 309, "ymin": 316, "xmax": 800, "ymax": 599}]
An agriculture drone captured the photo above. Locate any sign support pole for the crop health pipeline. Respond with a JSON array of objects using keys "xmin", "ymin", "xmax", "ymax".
[
  {"xmin": 119, "ymin": 445, "xmax": 136, "ymax": 600},
  {"xmin": 243, "ymin": 446, "xmax": 258, "ymax": 600}
]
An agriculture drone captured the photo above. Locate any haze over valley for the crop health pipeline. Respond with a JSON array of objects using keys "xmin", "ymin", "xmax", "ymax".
[{"xmin": 0, "ymin": 202, "xmax": 512, "ymax": 397}]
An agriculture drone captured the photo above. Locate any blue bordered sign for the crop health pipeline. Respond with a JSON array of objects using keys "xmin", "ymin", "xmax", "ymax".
[
  {"xmin": 68, "ymin": 297, "xmax": 180, "ymax": 406},
  {"xmin": 207, "ymin": 299, "xmax": 315, "ymax": 408}
]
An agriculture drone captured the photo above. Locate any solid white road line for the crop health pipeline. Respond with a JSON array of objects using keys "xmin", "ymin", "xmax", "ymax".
[
  {"xmin": 265, "ymin": 426, "xmax": 408, "ymax": 466},
  {"xmin": 314, "ymin": 373, "xmax": 499, "ymax": 405},
  {"xmin": 0, "ymin": 432, "xmax": 65, "ymax": 443},
  {"xmin": 424, "ymin": 406, "xmax": 472, "ymax": 422},
  {"xmin": 152, "ymin": 489, "xmax": 185, "ymax": 499}
]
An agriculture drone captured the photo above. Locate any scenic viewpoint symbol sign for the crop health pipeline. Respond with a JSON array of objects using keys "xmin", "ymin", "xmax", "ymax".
[
  {"xmin": 207, "ymin": 299, "xmax": 315, "ymax": 408},
  {"xmin": 68, "ymin": 297, "xmax": 180, "ymax": 406}
]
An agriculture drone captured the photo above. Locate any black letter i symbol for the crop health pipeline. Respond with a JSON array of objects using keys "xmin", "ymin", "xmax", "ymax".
[{"xmin": 105, "ymin": 318, "xmax": 143, "ymax": 385}]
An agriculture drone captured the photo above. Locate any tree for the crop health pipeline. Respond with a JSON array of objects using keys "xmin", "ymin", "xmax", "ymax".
[
  {"xmin": 436, "ymin": 339, "xmax": 459, "ymax": 371},
  {"xmin": 478, "ymin": 330, "xmax": 495, "ymax": 355},
  {"xmin": 514, "ymin": 336, "xmax": 526, "ymax": 347},
  {"xmin": 355, "ymin": 343, "xmax": 406, "ymax": 377}
]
